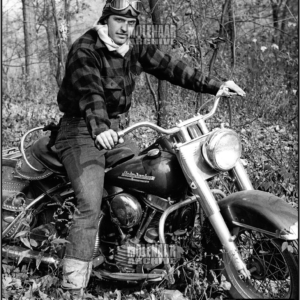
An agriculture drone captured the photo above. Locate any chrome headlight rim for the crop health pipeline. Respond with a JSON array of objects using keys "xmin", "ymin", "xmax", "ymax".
[{"xmin": 202, "ymin": 128, "xmax": 241, "ymax": 172}]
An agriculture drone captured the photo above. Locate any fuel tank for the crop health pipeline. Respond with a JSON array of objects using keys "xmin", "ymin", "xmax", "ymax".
[{"xmin": 105, "ymin": 149, "xmax": 188, "ymax": 199}]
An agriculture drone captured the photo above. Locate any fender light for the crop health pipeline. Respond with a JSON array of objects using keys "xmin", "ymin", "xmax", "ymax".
[{"xmin": 202, "ymin": 128, "xmax": 241, "ymax": 171}]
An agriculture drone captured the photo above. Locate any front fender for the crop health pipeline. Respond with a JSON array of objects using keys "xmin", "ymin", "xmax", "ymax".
[{"xmin": 219, "ymin": 190, "xmax": 298, "ymax": 240}]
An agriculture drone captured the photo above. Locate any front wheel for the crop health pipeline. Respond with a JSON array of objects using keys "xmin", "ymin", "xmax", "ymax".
[{"xmin": 223, "ymin": 228, "xmax": 298, "ymax": 299}]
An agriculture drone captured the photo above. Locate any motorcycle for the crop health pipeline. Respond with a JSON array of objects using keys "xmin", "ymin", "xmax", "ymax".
[{"xmin": 2, "ymin": 87, "xmax": 298, "ymax": 299}]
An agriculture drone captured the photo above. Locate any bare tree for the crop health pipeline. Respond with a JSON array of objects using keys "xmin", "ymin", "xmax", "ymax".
[
  {"xmin": 46, "ymin": 0, "xmax": 57, "ymax": 80},
  {"xmin": 21, "ymin": 0, "xmax": 40, "ymax": 80},
  {"xmin": 148, "ymin": 0, "xmax": 169, "ymax": 128},
  {"xmin": 208, "ymin": 0, "xmax": 229, "ymax": 77},
  {"xmin": 64, "ymin": 0, "xmax": 73, "ymax": 49},
  {"xmin": 3, "ymin": 11, "xmax": 9, "ymax": 94},
  {"xmin": 270, "ymin": 0, "xmax": 280, "ymax": 44},
  {"xmin": 51, "ymin": 0, "xmax": 65, "ymax": 86},
  {"xmin": 279, "ymin": 0, "xmax": 288, "ymax": 48},
  {"xmin": 227, "ymin": 0, "xmax": 236, "ymax": 70}
]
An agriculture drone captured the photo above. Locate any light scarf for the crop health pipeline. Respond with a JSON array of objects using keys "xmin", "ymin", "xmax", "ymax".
[{"xmin": 93, "ymin": 22, "xmax": 130, "ymax": 57}]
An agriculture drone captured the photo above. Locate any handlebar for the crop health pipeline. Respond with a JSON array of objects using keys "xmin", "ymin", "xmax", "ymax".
[
  {"xmin": 19, "ymin": 87, "xmax": 239, "ymax": 171},
  {"xmin": 118, "ymin": 87, "xmax": 236, "ymax": 138},
  {"xmin": 117, "ymin": 121, "xmax": 180, "ymax": 138}
]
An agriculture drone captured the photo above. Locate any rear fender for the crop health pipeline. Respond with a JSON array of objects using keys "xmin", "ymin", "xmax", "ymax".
[{"xmin": 218, "ymin": 190, "xmax": 298, "ymax": 240}]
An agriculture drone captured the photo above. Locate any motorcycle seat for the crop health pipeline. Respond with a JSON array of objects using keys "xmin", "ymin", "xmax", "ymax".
[
  {"xmin": 32, "ymin": 136, "xmax": 65, "ymax": 174},
  {"xmin": 31, "ymin": 136, "xmax": 138, "ymax": 175}
]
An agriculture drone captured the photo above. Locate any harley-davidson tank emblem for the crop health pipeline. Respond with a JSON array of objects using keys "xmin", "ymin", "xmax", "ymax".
[{"xmin": 119, "ymin": 171, "xmax": 155, "ymax": 183}]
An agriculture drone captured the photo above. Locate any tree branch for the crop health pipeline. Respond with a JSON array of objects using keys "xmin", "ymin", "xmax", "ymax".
[
  {"xmin": 146, "ymin": 74, "xmax": 158, "ymax": 112},
  {"xmin": 228, "ymin": 0, "xmax": 236, "ymax": 70},
  {"xmin": 208, "ymin": 0, "xmax": 230, "ymax": 77}
]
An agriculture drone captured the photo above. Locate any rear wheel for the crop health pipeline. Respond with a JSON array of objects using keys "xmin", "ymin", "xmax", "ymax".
[{"xmin": 223, "ymin": 228, "xmax": 298, "ymax": 299}]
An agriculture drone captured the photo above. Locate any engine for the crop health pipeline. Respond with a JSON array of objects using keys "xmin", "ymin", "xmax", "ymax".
[
  {"xmin": 109, "ymin": 193, "xmax": 142, "ymax": 228},
  {"xmin": 99, "ymin": 191, "xmax": 197, "ymax": 273}
]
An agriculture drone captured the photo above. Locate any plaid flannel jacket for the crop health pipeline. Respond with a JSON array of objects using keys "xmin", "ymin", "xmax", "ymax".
[{"xmin": 57, "ymin": 29, "xmax": 222, "ymax": 139}]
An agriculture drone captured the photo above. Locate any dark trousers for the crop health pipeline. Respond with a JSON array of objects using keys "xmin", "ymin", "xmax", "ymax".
[{"xmin": 55, "ymin": 116, "xmax": 138, "ymax": 261}]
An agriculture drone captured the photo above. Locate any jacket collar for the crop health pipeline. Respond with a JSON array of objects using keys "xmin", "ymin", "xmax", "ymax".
[
  {"xmin": 95, "ymin": 35, "xmax": 107, "ymax": 50},
  {"xmin": 95, "ymin": 32, "xmax": 133, "ymax": 54}
]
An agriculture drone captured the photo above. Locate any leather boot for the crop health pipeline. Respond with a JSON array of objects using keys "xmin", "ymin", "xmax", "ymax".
[{"xmin": 62, "ymin": 257, "xmax": 93, "ymax": 300}]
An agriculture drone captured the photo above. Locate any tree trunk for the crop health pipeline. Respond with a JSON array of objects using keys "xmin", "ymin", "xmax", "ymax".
[
  {"xmin": 149, "ymin": 0, "xmax": 169, "ymax": 128},
  {"xmin": 208, "ymin": 0, "xmax": 229, "ymax": 77},
  {"xmin": 21, "ymin": 0, "xmax": 40, "ymax": 80},
  {"xmin": 46, "ymin": 1, "xmax": 57, "ymax": 80},
  {"xmin": 51, "ymin": 0, "xmax": 65, "ymax": 87},
  {"xmin": 270, "ymin": 0, "xmax": 280, "ymax": 44},
  {"xmin": 227, "ymin": 0, "xmax": 236, "ymax": 70},
  {"xmin": 279, "ymin": 0, "xmax": 288, "ymax": 48},
  {"xmin": 3, "ymin": 13, "xmax": 9, "ymax": 94},
  {"xmin": 64, "ymin": 0, "xmax": 72, "ymax": 49}
]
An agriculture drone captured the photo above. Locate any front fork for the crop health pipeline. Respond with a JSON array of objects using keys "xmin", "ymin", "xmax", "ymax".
[
  {"xmin": 179, "ymin": 149, "xmax": 252, "ymax": 279},
  {"xmin": 229, "ymin": 159, "xmax": 254, "ymax": 191}
]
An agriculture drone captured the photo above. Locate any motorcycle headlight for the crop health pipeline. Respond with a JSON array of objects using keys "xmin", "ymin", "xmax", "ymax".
[{"xmin": 202, "ymin": 128, "xmax": 241, "ymax": 171}]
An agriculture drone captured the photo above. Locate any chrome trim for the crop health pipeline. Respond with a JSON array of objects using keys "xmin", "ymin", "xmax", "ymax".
[
  {"xmin": 209, "ymin": 213, "xmax": 250, "ymax": 278},
  {"xmin": 232, "ymin": 221, "xmax": 278, "ymax": 238},
  {"xmin": 198, "ymin": 118, "xmax": 210, "ymax": 134},
  {"xmin": 202, "ymin": 96, "xmax": 221, "ymax": 121},
  {"xmin": 177, "ymin": 143, "xmax": 250, "ymax": 278},
  {"xmin": 178, "ymin": 143, "xmax": 220, "ymax": 217},
  {"xmin": 20, "ymin": 126, "xmax": 44, "ymax": 172},
  {"xmin": 232, "ymin": 220, "xmax": 298, "ymax": 240},
  {"xmin": 159, "ymin": 196, "xmax": 198, "ymax": 283},
  {"xmin": 2, "ymin": 245, "xmax": 60, "ymax": 266},
  {"xmin": 179, "ymin": 127, "xmax": 192, "ymax": 142},
  {"xmin": 97, "ymin": 270, "xmax": 163, "ymax": 281},
  {"xmin": 174, "ymin": 132, "xmax": 211, "ymax": 149},
  {"xmin": 202, "ymin": 129, "xmax": 241, "ymax": 171},
  {"xmin": 117, "ymin": 95, "xmax": 224, "ymax": 140},
  {"xmin": 110, "ymin": 193, "xmax": 142, "ymax": 228},
  {"xmin": 158, "ymin": 196, "xmax": 198, "ymax": 244},
  {"xmin": 118, "ymin": 122, "xmax": 179, "ymax": 138},
  {"xmin": 229, "ymin": 159, "xmax": 254, "ymax": 190},
  {"xmin": 2, "ymin": 245, "xmax": 164, "ymax": 281},
  {"xmin": 2, "ymin": 182, "xmax": 71, "ymax": 237},
  {"xmin": 176, "ymin": 95, "xmax": 222, "ymax": 127}
]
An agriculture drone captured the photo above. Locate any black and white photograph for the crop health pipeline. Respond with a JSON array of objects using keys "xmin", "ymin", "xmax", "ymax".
[{"xmin": 2, "ymin": 0, "xmax": 298, "ymax": 299}]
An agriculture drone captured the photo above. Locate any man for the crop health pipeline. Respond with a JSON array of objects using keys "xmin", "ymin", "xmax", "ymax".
[{"xmin": 55, "ymin": 0, "xmax": 245, "ymax": 298}]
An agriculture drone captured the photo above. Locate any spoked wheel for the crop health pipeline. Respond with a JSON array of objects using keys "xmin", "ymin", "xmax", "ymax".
[{"xmin": 223, "ymin": 228, "xmax": 298, "ymax": 299}]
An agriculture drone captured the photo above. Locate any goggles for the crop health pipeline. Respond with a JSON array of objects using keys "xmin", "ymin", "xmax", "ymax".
[{"xmin": 109, "ymin": 0, "xmax": 143, "ymax": 13}]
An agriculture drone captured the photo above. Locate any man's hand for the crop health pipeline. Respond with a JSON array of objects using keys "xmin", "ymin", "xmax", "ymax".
[
  {"xmin": 95, "ymin": 129, "xmax": 124, "ymax": 150},
  {"xmin": 217, "ymin": 80, "xmax": 246, "ymax": 97}
]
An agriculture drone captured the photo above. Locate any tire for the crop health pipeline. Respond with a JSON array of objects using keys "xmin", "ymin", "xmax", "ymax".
[{"xmin": 223, "ymin": 228, "xmax": 298, "ymax": 299}]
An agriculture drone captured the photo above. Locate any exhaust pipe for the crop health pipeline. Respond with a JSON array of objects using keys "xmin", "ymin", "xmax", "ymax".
[
  {"xmin": 2, "ymin": 245, "xmax": 164, "ymax": 282},
  {"xmin": 2, "ymin": 245, "xmax": 61, "ymax": 266},
  {"xmin": 98, "ymin": 269, "xmax": 164, "ymax": 281}
]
